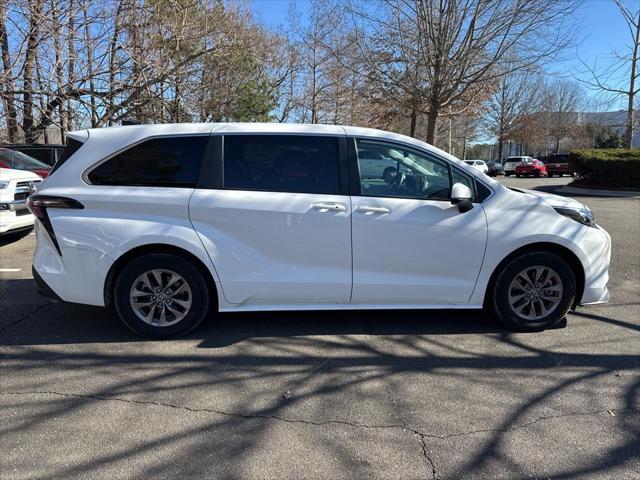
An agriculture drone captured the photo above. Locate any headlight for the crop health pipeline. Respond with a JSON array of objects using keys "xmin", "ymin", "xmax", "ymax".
[
  {"xmin": 0, "ymin": 180, "xmax": 9, "ymax": 190},
  {"xmin": 554, "ymin": 206, "xmax": 595, "ymax": 227}
]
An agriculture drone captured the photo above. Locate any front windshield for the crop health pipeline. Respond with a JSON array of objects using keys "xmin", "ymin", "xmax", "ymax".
[{"xmin": 0, "ymin": 149, "xmax": 49, "ymax": 170}]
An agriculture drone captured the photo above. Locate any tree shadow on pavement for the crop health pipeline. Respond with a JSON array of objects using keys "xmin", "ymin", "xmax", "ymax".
[{"xmin": 1, "ymin": 277, "xmax": 638, "ymax": 479}]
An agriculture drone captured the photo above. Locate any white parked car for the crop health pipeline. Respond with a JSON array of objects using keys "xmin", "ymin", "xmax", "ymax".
[
  {"xmin": 0, "ymin": 168, "xmax": 41, "ymax": 235},
  {"xmin": 504, "ymin": 156, "xmax": 533, "ymax": 176},
  {"xmin": 463, "ymin": 159, "xmax": 489, "ymax": 175},
  {"xmin": 29, "ymin": 124, "xmax": 611, "ymax": 338}
]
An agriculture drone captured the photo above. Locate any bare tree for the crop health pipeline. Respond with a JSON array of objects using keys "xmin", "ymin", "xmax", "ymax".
[
  {"xmin": 544, "ymin": 78, "xmax": 585, "ymax": 153},
  {"xmin": 350, "ymin": 0, "xmax": 580, "ymax": 144},
  {"xmin": 0, "ymin": 1, "xmax": 19, "ymax": 141},
  {"xmin": 581, "ymin": 0, "xmax": 639, "ymax": 149},
  {"xmin": 483, "ymin": 68, "xmax": 544, "ymax": 160}
]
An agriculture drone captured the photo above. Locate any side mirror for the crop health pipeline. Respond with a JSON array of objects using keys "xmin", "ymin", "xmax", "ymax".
[{"xmin": 451, "ymin": 183, "xmax": 474, "ymax": 213}]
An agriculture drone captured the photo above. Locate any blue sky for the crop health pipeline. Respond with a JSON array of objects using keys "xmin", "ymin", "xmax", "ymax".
[{"xmin": 250, "ymin": 0, "xmax": 633, "ymax": 109}]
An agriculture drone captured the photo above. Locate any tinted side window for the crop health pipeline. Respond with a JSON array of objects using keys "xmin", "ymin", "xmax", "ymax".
[
  {"xmin": 224, "ymin": 135, "xmax": 340, "ymax": 194},
  {"xmin": 88, "ymin": 136, "xmax": 207, "ymax": 187},
  {"xmin": 476, "ymin": 181, "xmax": 492, "ymax": 202}
]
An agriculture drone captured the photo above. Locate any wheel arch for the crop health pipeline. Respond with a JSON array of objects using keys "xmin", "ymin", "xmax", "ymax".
[
  {"xmin": 104, "ymin": 243, "xmax": 220, "ymax": 312},
  {"xmin": 483, "ymin": 242, "xmax": 585, "ymax": 309}
]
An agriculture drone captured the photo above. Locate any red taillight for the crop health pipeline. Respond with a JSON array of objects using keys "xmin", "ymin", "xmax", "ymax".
[{"xmin": 27, "ymin": 195, "xmax": 84, "ymax": 256}]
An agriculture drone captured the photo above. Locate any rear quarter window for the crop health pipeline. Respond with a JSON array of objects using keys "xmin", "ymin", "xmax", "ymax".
[
  {"xmin": 88, "ymin": 136, "xmax": 208, "ymax": 187},
  {"xmin": 50, "ymin": 139, "xmax": 84, "ymax": 175}
]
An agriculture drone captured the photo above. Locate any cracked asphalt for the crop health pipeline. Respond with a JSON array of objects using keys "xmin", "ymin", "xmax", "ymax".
[{"xmin": 1, "ymin": 176, "xmax": 639, "ymax": 479}]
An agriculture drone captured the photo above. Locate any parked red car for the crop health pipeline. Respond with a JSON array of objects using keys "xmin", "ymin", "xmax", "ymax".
[
  {"xmin": 515, "ymin": 159, "xmax": 547, "ymax": 177},
  {"xmin": 0, "ymin": 147, "xmax": 50, "ymax": 178}
]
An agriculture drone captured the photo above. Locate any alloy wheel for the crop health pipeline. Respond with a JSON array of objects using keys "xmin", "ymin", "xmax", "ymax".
[
  {"xmin": 129, "ymin": 269, "xmax": 192, "ymax": 326},
  {"xmin": 507, "ymin": 266, "xmax": 563, "ymax": 321}
]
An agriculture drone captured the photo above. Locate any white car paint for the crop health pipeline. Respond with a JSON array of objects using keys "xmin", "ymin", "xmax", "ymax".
[
  {"xmin": 463, "ymin": 160, "xmax": 489, "ymax": 175},
  {"xmin": 0, "ymin": 168, "xmax": 41, "ymax": 234},
  {"xmin": 32, "ymin": 123, "xmax": 610, "ymax": 316}
]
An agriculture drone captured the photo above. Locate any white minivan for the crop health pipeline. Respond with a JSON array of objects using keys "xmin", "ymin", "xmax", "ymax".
[{"xmin": 29, "ymin": 123, "xmax": 611, "ymax": 338}]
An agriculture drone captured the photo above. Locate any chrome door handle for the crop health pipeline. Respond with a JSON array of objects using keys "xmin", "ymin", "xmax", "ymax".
[
  {"xmin": 356, "ymin": 205, "xmax": 391, "ymax": 214},
  {"xmin": 312, "ymin": 202, "xmax": 347, "ymax": 212}
]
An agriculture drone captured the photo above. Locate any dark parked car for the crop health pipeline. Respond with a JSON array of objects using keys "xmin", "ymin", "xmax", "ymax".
[
  {"xmin": 2, "ymin": 143, "xmax": 65, "ymax": 167},
  {"xmin": 546, "ymin": 153, "xmax": 575, "ymax": 177},
  {"xmin": 486, "ymin": 160, "xmax": 504, "ymax": 176}
]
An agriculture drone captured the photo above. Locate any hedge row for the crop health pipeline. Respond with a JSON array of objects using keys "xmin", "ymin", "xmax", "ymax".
[{"xmin": 569, "ymin": 149, "xmax": 640, "ymax": 190}]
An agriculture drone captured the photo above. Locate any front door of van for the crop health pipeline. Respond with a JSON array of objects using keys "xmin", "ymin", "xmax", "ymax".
[
  {"xmin": 350, "ymin": 138, "xmax": 488, "ymax": 305},
  {"xmin": 190, "ymin": 134, "xmax": 352, "ymax": 305}
]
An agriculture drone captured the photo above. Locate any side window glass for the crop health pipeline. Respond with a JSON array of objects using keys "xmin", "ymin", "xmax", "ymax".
[
  {"xmin": 88, "ymin": 136, "xmax": 208, "ymax": 187},
  {"xmin": 356, "ymin": 139, "xmax": 451, "ymax": 200},
  {"xmin": 476, "ymin": 181, "xmax": 491, "ymax": 202},
  {"xmin": 223, "ymin": 135, "xmax": 340, "ymax": 194}
]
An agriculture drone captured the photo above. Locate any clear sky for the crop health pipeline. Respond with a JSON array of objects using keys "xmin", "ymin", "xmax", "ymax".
[{"xmin": 249, "ymin": 0, "xmax": 634, "ymax": 109}]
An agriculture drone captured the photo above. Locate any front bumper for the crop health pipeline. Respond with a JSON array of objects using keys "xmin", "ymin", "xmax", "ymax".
[
  {"xmin": 578, "ymin": 224, "xmax": 612, "ymax": 306},
  {"xmin": 0, "ymin": 208, "xmax": 34, "ymax": 234}
]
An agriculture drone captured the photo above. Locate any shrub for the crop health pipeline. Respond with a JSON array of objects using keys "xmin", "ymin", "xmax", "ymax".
[{"xmin": 569, "ymin": 149, "xmax": 640, "ymax": 190}]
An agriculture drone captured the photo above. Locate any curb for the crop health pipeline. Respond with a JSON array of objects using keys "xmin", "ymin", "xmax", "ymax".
[{"xmin": 558, "ymin": 186, "xmax": 640, "ymax": 198}]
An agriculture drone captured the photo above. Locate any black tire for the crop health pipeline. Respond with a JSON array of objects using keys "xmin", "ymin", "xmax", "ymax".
[
  {"xmin": 516, "ymin": 174, "xmax": 521, "ymax": 177},
  {"xmin": 505, "ymin": 173, "xmax": 510, "ymax": 177},
  {"xmin": 489, "ymin": 251, "xmax": 576, "ymax": 331},
  {"xmin": 535, "ymin": 171, "xmax": 541, "ymax": 177},
  {"xmin": 112, "ymin": 253, "xmax": 211, "ymax": 338}
]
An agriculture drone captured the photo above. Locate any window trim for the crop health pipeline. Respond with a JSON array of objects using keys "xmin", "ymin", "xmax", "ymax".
[
  {"xmin": 349, "ymin": 136, "xmax": 494, "ymax": 203},
  {"xmin": 82, "ymin": 133, "xmax": 211, "ymax": 187},
  {"xmin": 216, "ymin": 133, "xmax": 350, "ymax": 196}
]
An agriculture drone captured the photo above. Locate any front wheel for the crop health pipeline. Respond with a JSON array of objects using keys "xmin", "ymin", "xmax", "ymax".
[
  {"xmin": 112, "ymin": 253, "xmax": 211, "ymax": 338},
  {"xmin": 505, "ymin": 173, "xmax": 510, "ymax": 177},
  {"xmin": 488, "ymin": 252, "xmax": 576, "ymax": 331}
]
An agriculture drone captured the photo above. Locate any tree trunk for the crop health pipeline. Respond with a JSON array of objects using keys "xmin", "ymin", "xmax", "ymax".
[
  {"xmin": 66, "ymin": 0, "xmax": 75, "ymax": 133},
  {"xmin": 52, "ymin": 0, "xmax": 67, "ymax": 141},
  {"xmin": 82, "ymin": 1, "xmax": 97, "ymax": 127},
  {"xmin": 409, "ymin": 107, "xmax": 417, "ymax": 138},
  {"xmin": 0, "ymin": 3, "xmax": 18, "ymax": 141},
  {"xmin": 425, "ymin": 108, "xmax": 438, "ymax": 146},
  {"xmin": 425, "ymin": 92, "xmax": 440, "ymax": 145},
  {"xmin": 22, "ymin": 0, "xmax": 44, "ymax": 143},
  {"xmin": 108, "ymin": 1, "xmax": 124, "ymax": 126},
  {"xmin": 625, "ymin": 13, "xmax": 639, "ymax": 149}
]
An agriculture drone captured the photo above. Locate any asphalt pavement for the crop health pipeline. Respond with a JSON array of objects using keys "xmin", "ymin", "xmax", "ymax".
[{"xmin": 1, "ymin": 175, "xmax": 639, "ymax": 479}]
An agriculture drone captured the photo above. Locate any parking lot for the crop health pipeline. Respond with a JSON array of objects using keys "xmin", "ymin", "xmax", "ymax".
[{"xmin": 1, "ymin": 175, "xmax": 638, "ymax": 479}]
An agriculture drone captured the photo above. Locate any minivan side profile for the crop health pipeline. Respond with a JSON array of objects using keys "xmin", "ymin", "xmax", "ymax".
[{"xmin": 29, "ymin": 123, "xmax": 611, "ymax": 338}]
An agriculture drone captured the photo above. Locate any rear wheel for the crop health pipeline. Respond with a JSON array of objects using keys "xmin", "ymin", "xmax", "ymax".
[
  {"xmin": 505, "ymin": 173, "xmax": 510, "ymax": 177},
  {"xmin": 489, "ymin": 252, "xmax": 576, "ymax": 331},
  {"xmin": 112, "ymin": 253, "xmax": 211, "ymax": 338}
]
